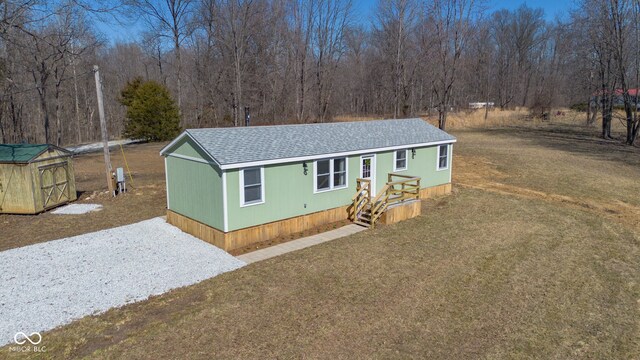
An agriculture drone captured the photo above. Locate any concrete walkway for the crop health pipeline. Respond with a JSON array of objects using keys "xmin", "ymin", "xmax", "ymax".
[{"xmin": 237, "ymin": 224, "xmax": 367, "ymax": 264}]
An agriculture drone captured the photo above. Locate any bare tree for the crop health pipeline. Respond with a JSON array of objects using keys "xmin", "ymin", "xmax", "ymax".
[
  {"xmin": 373, "ymin": 0, "xmax": 418, "ymax": 119},
  {"xmin": 311, "ymin": 0, "xmax": 351, "ymax": 122},
  {"xmin": 342, "ymin": 25, "xmax": 369, "ymax": 115},
  {"xmin": 205, "ymin": 0, "xmax": 264, "ymax": 126},
  {"xmin": 425, "ymin": 0, "xmax": 478, "ymax": 130},
  {"xmin": 134, "ymin": 0, "xmax": 194, "ymax": 115},
  {"xmin": 608, "ymin": 0, "xmax": 640, "ymax": 144},
  {"xmin": 6, "ymin": 0, "xmax": 640, "ymax": 149},
  {"xmin": 576, "ymin": 0, "xmax": 619, "ymax": 139},
  {"xmin": 287, "ymin": 0, "xmax": 315, "ymax": 122}
]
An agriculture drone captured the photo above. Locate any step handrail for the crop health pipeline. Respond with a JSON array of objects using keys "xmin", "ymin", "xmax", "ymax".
[
  {"xmin": 369, "ymin": 174, "xmax": 421, "ymax": 228},
  {"xmin": 351, "ymin": 178, "xmax": 371, "ymax": 201},
  {"xmin": 350, "ymin": 178, "xmax": 372, "ymax": 221}
]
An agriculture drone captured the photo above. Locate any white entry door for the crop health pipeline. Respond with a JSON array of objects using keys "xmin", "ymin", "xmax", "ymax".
[{"xmin": 360, "ymin": 154, "xmax": 376, "ymax": 195}]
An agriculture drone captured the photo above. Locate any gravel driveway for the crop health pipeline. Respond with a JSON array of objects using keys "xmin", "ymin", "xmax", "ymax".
[{"xmin": 0, "ymin": 217, "xmax": 244, "ymax": 345}]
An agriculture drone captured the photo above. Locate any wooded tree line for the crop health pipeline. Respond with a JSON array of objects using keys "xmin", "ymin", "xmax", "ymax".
[{"xmin": 0, "ymin": 0, "xmax": 638, "ymax": 146}]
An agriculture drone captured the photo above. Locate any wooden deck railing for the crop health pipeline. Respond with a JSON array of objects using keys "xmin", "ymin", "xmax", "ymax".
[
  {"xmin": 349, "ymin": 178, "xmax": 371, "ymax": 221},
  {"xmin": 351, "ymin": 174, "xmax": 420, "ymax": 228}
]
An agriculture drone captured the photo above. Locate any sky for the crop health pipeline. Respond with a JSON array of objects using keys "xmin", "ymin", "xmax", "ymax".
[
  {"xmin": 483, "ymin": 0, "xmax": 573, "ymax": 19},
  {"xmin": 95, "ymin": 0, "xmax": 574, "ymax": 45},
  {"xmin": 351, "ymin": 0, "xmax": 573, "ymax": 24}
]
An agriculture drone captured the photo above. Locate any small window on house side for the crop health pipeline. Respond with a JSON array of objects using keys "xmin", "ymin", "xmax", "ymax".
[
  {"xmin": 316, "ymin": 160, "xmax": 331, "ymax": 191},
  {"xmin": 242, "ymin": 167, "xmax": 263, "ymax": 205},
  {"xmin": 333, "ymin": 158, "xmax": 347, "ymax": 188},
  {"xmin": 438, "ymin": 145, "xmax": 449, "ymax": 170},
  {"xmin": 394, "ymin": 150, "xmax": 407, "ymax": 171}
]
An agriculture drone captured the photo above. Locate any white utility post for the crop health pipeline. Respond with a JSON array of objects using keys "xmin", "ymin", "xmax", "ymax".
[{"xmin": 93, "ymin": 65, "xmax": 115, "ymax": 196}]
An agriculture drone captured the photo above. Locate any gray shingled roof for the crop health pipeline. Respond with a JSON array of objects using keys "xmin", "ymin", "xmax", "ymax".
[{"xmin": 173, "ymin": 118, "xmax": 455, "ymax": 167}]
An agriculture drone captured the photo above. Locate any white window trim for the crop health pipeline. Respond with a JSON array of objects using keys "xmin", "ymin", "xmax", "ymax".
[
  {"xmin": 313, "ymin": 157, "xmax": 349, "ymax": 193},
  {"xmin": 436, "ymin": 144, "xmax": 450, "ymax": 171},
  {"xmin": 239, "ymin": 167, "xmax": 265, "ymax": 207},
  {"xmin": 393, "ymin": 149, "xmax": 408, "ymax": 172},
  {"xmin": 314, "ymin": 159, "xmax": 332, "ymax": 193},
  {"xmin": 164, "ymin": 157, "xmax": 170, "ymax": 210},
  {"xmin": 448, "ymin": 145, "xmax": 453, "ymax": 183},
  {"xmin": 333, "ymin": 158, "xmax": 349, "ymax": 190},
  {"xmin": 222, "ymin": 171, "xmax": 228, "ymax": 232}
]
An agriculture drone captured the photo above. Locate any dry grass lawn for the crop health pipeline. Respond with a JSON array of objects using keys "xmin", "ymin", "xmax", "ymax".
[{"xmin": 2, "ymin": 118, "xmax": 640, "ymax": 359}]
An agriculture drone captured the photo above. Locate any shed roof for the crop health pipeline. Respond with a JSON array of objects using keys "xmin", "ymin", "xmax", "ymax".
[
  {"xmin": 0, "ymin": 144, "xmax": 70, "ymax": 164},
  {"xmin": 161, "ymin": 118, "xmax": 456, "ymax": 169}
]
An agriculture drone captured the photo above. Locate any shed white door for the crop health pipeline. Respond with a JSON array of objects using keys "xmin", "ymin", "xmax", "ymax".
[{"xmin": 360, "ymin": 154, "xmax": 376, "ymax": 195}]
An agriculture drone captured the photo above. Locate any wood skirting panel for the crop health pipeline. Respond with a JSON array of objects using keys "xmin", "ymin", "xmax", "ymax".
[
  {"xmin": 167, "ymin": 205, "xmax": 350, "ymax": 251},
  {"xmin": 168, "ymin": 184, "xmax": 451, "ymax": 251},
  {"xmin": 167, "ymin": 210, "xmax": 227, "ymax": 249},
  {"xmin": 420, "ymin": 183, "xmax": 452, "ymax": 199},
  {"xmin": 380, "ymin": 200, "xmax": 421, "ymax": 225},
  {"xmin": 225, "ymin": 205, "xmax": 350, "ymax": 250}
]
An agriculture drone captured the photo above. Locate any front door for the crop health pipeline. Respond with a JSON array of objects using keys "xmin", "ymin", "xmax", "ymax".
[{"xmin": 360, "ymin": 154, "xmax": 376, "ymax": 195}]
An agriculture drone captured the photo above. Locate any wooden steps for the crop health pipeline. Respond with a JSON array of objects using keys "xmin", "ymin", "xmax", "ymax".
[
  {"xmin": 353, "ymin": 220, "xmax": 371, "ymax": 228},
  {"xmin": 354, "ymin": 208, "xmax": 372, "ymax": 227},
  {"xmin": 350, "ymin": 174, "xmax": 421, "ymax": 229}
]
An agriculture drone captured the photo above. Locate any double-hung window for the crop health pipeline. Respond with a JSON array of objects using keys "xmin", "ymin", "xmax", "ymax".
[
  {"xmin": 240, "ymin": 167, "xmax": 264, "ymax": 206},
  {"xmin": 437, "ymin": 145, "xmax": 449, "ymax": 170},
  {"xmin": 315, "ymin": 157, "xmax": 347, "ymax": 192},
  {"xmin": 316, "ymin": 160, "xmax": 331, "ymax": 191},
  {"xmin": 394, "ymin": 149, "xmax": 408, "ymax": 171},
  {"xmin": 333, "ymin": 158, "xmax": 347, "ymax": 187}
]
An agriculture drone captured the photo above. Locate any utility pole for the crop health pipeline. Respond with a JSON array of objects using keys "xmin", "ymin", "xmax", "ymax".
[{"xmin": 93, "ymin": 65, "xmax": 114, "ymax": 196}]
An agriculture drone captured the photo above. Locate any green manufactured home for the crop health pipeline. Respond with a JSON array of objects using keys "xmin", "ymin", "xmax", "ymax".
[{"xmin": 160, "ymin": 118, "xmax": 455, "ymax": 250}]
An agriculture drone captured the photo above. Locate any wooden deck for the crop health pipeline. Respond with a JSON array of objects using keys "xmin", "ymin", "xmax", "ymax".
[{"xmin": 350, "ymin": 173, "xmax": 422, "ymax": 228}]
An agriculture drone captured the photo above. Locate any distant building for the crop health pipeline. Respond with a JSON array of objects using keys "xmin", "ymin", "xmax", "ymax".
[
  {"xmin": 469, "ymin": 102, "xmax": 495, "ymax": 109},
  {"xmin": 591, "ymin": 89, "xmax": 640, "ymax": 108}
]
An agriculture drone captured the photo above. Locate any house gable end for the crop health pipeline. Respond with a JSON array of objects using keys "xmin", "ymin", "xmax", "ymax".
[{"xmin": 160, "ymin": 132, "xmax": 220, "ymax": 167}]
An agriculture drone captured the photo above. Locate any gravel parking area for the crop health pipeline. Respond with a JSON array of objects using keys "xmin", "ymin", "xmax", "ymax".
[{"xmin": 0, "ymin": 217, "xmax": 244, "ymax": 345}]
